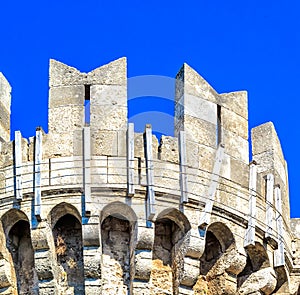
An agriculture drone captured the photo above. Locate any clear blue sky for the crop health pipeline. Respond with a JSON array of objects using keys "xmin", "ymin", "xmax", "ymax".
[{"xmin": 0, "ymin": 1, "xmax": 299, "ymax": 216}]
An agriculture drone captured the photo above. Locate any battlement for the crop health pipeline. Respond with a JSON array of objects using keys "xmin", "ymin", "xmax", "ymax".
[{"xmin": 0, "ymin": 58, "xmax": 299, "ymax": 295}]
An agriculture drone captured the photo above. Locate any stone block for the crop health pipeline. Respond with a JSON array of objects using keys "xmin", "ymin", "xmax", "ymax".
[
  {"xmin": 0, "ymin": 72, "xmax": 11, "ymax": 108},
  {"xmin": 253, "ymin": 147, "xmax": 287, "ymax": 188},
  {"xmin": 222, "ymin": 129, "xmax": 249, "ymax": 163},
  {"xmin": 149, "ymin": 259, "xmax": 173, "ymax": 294},
  {"xmin": 290, "ymin": 219, "xmax": 300, "ymax": 239},
  {"xmin": 91, "ymin": 129, "xmax": 127, "ymax": 157},
  {"xmin": 132, "ymin": 282, "xmax": 150, "ymax": 295},
  {"xmin": 230, "ymin": 158, "xmax": 249, "ymax": 188},
  {"xmin": 0, "ymin": 74, "xmax": 11, "ymax": 143},
  {"xmin": 251, "ymin": 122, "xmax": 282, "ymax": 158},
  {"xmin": 134, "ymin": 250, "xmax": 153, "ymax": 280},
  {"xmin": 83, "ymin": 248, "xmax": 101, "ymax": 278},
  {"xmin": 0, "ymin": 102, "xmax": 10, "ymax": 130},
  {"xmin": 107, "ymin": 157, "xmax": 127, "ymax": 185},
  {"xmin": 185, "ymin": 140, "xmax": 199, "ymax": 168},
  {"xmin": 0, "ymin": 141, "xmax": 13, "ymax": 168},
  {"xmin": 31, "ymin": 227, "xmax": 51, "ymax": 251},
  {"xmin": 118, "ymin": 130, "xmax": 127, "ymax": 157},
  {"xmin": 49, "ymin": 59, "xmax": 83, "ymax": 87},
  {"xmin": 0, "ymin": 172, "xmax": 5, "ymax": 196},
  {"xmin": 220, "ymin": 91, "xmax": 248, "ymax": 120},
  {"xmin": 4, "ymin": 167, "xmax": 14, "ymax": 195},
  {"xmin": 154, "ymin": 161, "xmax": 180, "ymax": 193},
  {"xmin": 90, "ymin": 85, "xmax": 126, "ymax": 107},
  {"xmin": 90, "ymin": 105, "xmax": 127, "ymax": 130},
  {"xmin": 134, "ymin": 133, "xmax": 144, "ymax": 158},
  {"xmin": 87, "ymin": 57, "xmax": 127, "ymax": 86},
  {"xmin": 48, "ymin": 105, "xmax": 84, "ymax": 134},
  {"xmin": 176, "ymin": 63, "xmax": 218, "ymax": 104},
  {"xmin": 220, "ymin": 153, "xmax": 231, "ymax": 179},
  {"xmin": 136, "ymin": 226, "xmax": 154, "ymax": 250},
  {"xmin": 50, "ymin": 57, "xmax": 126, "ymax": 87},
  {"xmin": 49, "ymin": 85, "xmax": 84, "ymax": 108},
  {"xmin": 176, "ymin": 94, "xmax": 217, "ymax": 125},
  {"xmin": 91, "ymin": 156, "xmax": 107, "ymax": 184},
  {"xmin": 34, "ymin": 250, "xmax": 55, "ymax": 280},
  {"xmin": 84, "ymin": 285, "xmax": 102, "ymax": 295},
  {"xmin": 82, "ymin": 221, "xmax": 100, "ymax": 247},
  {"xmin": 50, "ymin": 156, "xmax": 82, "ymax": 186},
  {"xmin": 184, "ymin": 114, "xmax": 216, "ymax": 148},
  {"xmin": 238, "ymin": 267, "xmax": 277, "ymax": 295},
  {"xmin": 217, "ymin": 184, "xmax": 246, "ymax": 217},
  {"xmin": 178, "ymin": 286, "xmax": 194, "ymax": 295},
  {"xmin": 0, "ymin": 124, "xmax": 9, "ymax": 143},
  {"xmin": 20, "ymin": 137, "xmax": 28, "ymax": 162},
  {"xmin": 91, "ymin": 130, "xmax": 118, "ymax": 156},
  {"xmin": 159, "ymin": 136, "xmax": 179, "ymax": 163},
  {"xmin": 221, "ymin": 107, "xmax": 248, "ymax": 140},
  {"xmin": 181, "ymin": 257, "xmax": 200, "ymax": 287},
  {"xmin": 198, "ymin": 144, "xmax": 216, "ymax": 172},
  {"xmin": 186, "ymin": 168, "xmax": 210, "ymax": 203},
  {"xmin": 185, "ymin": 228, "xmax": 205, "ymax": 259},
  {"xmin": 38, "ymin": 280, "xmax": 58, "ymax": 295}
]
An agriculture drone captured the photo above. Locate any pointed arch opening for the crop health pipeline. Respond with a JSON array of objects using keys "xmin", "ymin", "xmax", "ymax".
[
  {"xmin": 100, "ymin": 202, "xmax": 137, "ymax": 294},
  {"xmin": 200, "ymin": 222, "xmax": 235, "ymax": 276},
  {"xmin": 196, "ymin": 222, "xmax": 236, "ymax": 295},
  {"xmin": 51, "ymin": 203, "xmax": 84, "ymax": 294},
  {"xmin": 2, "ymin": 209, "xmax": 37, "ymax": 294},
  {"xmin": 151, "ymin": 208, "xmax": 191, "ymax": 294}
]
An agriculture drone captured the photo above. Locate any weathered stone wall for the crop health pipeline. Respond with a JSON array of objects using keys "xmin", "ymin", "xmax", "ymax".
[
  {"xmin": 0, "ymin": 57, "xmax": 299, "ymax": 294},
  {"xmin": 0, "ymin": 72, "xmax": 11, "ymax": 143}
]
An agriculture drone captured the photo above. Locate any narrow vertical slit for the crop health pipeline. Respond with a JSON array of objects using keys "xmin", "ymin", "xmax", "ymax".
[
  {"xmin": 84, "ymin": 85, "xmax": 91, "ymax": 125},
  {"xmin": 217, "ymin": 105, "xmax": 222, "ymax": 145},
  {"xmin": 138, "ymin": 157, "xmax": 142, "ymax": 185}
]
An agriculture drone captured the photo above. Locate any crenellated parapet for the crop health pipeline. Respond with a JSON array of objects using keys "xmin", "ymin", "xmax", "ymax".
[{"xmin": 0, "ymin": 58, "xmax": 299, "ymax": 294}]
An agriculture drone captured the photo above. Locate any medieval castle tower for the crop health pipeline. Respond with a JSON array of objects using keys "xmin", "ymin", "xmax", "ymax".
[{"xmin": 0, "ymin": 57, "xmax": 300, "ymax": 294}]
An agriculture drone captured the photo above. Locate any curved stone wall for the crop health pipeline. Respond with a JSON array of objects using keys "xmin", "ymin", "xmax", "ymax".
[{"xmin": 0, "ymin": 58, "xmax": 299, "ymax": 294}]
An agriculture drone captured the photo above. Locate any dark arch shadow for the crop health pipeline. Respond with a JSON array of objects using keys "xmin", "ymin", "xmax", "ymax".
[
  {"xmin": 1, "ymin": 209, "xmax": 37, "ymax": 294},
  {"xmin": 50, "ymin": 203, "xmax": 84, "ymax": 294},
  {"xmin": 200, "ymin": 222, "xmax": 235, "ymax": 276},
  {"xmin": 100, "ymin": 201, "xmax": 138, "ymax": 294},
  {"xmin": 152, "ymin": 208, "xmax": 191, "ymax": 293}
]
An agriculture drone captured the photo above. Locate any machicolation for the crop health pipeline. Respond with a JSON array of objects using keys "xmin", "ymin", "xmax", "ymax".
[{"xmin": 0, "ymin": 57, "xmax": 300, "ymax": 294}]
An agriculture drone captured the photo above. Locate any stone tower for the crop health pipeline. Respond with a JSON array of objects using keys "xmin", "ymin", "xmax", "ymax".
[{"xmin": 0, "ymin": 58, "xmax": 300, "ymax": 295}]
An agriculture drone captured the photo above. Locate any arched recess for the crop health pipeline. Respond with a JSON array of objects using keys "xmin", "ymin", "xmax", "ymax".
[
  {"xmin": 100, "ymin": 202, "xmax": 138, "ymax": 294},
  {"xmin": 200, "ymin": 222, "xmax": 234, "ymax": 275},
  {"xmin": 151, "ymin": 208, "xmax": 191, "ymax": 294},
  {"xmin": 50, "ymin": 203, "xmax": 84, "ymax": 294},
  {"xmin": 1, "ymin": 209, "xmax": 37, "ymax": 294},
  {"xmin": 196, "ymin": 222, "xmax": 236, "ymax": 295},
  {"xmin": 237, "ymin": 242, "xmax": 277, "ymax": 294}
]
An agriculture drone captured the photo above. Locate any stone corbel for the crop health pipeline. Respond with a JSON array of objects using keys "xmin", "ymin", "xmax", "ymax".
[
  {"xmin": 238, "ymin": 267, "xmax": 277, "ymax": 295},
  {"xmin": 180, "ymin": 228, "xmax": 205, "ymax": 287},
  {"xmin": 134, "ymin": 225, "xmax": 154, "ymax": 281},
  {"xmin": 31, "ymin": 222, "xmax": 57, "ymax": 283}
]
